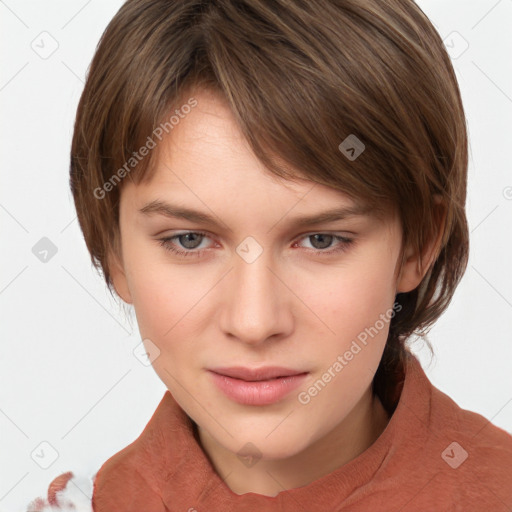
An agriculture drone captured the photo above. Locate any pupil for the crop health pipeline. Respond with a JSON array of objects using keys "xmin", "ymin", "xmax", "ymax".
[
  {"xmin": 181, "ymin": 233, "xmax": 202, "ymax": 249},
  {"xmin": 312, "ymin": 234, "xmax": 332, "ymax": 249}
]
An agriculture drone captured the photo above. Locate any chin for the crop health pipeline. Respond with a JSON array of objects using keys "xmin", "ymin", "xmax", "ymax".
[{"xmin": 226, "ymin": 429, "xmax": 313, "ymax": 462}]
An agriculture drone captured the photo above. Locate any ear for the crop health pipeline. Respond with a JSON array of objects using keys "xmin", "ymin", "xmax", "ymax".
[
  {"xmin": 396, "ymin": 195, "xmax": 447, "ymax": 294},
  {"xmin": 107, "ymin": 245, "xmax": 133, "ymax": 305}
]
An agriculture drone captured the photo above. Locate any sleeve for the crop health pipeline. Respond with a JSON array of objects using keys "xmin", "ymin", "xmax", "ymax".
[{"xmin": 26, "ymin": 470, "xmax": 94, "ymax": 512}]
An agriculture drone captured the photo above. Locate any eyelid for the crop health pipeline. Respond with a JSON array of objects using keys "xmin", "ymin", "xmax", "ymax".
[
  {"xmin": 155, "ymin": 227, "xmax": 356, "ymax": 240},
  {"xmin": 294, "ymin": 228, "xmax": 357, "ymax": 238}
]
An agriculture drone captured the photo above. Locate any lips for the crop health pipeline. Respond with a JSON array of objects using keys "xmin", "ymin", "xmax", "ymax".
[
  {"xmin": 209, "ymin": 366, "xmax": 307, "ymax": 382},
  {"xmin": 208, "ymin": 367, "xmax": 310, "ymax": 405}
]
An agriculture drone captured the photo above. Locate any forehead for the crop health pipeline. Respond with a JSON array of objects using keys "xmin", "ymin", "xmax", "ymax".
[
  {"xmin": 121, "ymin": 88, "xmax": 396, "ymax": 232},
  {"xmin": 128, "ymin": 91, "xmax": 341, "ymax": 200}
]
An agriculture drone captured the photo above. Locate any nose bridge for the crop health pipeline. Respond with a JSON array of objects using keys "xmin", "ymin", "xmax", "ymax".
[{"xmin": 221, "ymin": 239, "xmax": 290, "ymax": 344}]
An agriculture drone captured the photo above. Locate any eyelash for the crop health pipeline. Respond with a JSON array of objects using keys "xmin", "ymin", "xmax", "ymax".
[{"xmin": 157, "ymin": 231, "xmax": 355, "ymax": 258}]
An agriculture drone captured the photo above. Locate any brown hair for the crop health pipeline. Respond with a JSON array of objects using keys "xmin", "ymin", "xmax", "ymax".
[{"xmin": 70, "ymin": 0, "xmax": 469, "ymax": 411}]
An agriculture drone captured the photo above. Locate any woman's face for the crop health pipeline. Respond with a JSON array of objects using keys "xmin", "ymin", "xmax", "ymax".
[{"xmin": 110, "ymin": 88, "xmax": 419, "ymax": 463}]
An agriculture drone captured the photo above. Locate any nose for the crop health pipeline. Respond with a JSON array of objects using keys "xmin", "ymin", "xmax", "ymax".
[{"xmin": 219, "ymin": 246, "xmax": 294, "ymax": 346}]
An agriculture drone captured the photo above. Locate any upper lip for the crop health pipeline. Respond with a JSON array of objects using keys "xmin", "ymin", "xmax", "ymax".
[{"xmin": 209, "ymin": 366, "xmax": 308, "ymax": 381}]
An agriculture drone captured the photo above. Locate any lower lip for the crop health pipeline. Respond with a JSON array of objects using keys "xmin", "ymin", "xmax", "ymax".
[{"xmin": 209, "ymin": 371, "xmax": 309, "ymax": 406}]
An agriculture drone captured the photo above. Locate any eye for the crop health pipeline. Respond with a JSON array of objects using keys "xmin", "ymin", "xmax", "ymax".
[
  {"xmin": 157, "ymin": 231, "xmax": 355, "ymax": 258},
  {"xmin": 158, "ymin": 231, "xmax": 212, "ymax": 258},
  {"xmin": 293, "ymin": 234, "xmax": 355, "ymax": 255}
]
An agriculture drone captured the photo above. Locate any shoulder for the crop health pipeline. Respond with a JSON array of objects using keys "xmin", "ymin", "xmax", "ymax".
[
  {"xmin": 430, "ymin": 383, "xmax": 512, "ymax": 459},
  {"xmin": 425, "ymin": 382, "xmax": 512, "ymax": 502},
  {"xmin": 380, "ymin": 357, "xmax": 512, "ymax": 508},
  {"xmin": 25, "ymin": 447, "xmax": 160, "ymax": 511},
  {"xmin": 25, "ymin": 443, "xmax": 163, "ymax": 512},
  {"xmin": 91, "ymin": 439, "xmax": 167, "ymax": 510},
  {"xmin": 92, "ymin": 439, "xmax": 149, "ymax": 491},
  {"xmin": 405, "ymin": 355, "xmax": 512, "ymax": 466}
]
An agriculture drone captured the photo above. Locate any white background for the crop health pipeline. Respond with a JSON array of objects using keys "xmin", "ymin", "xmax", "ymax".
[{"xmin": 1, "ymin": 0, "xmax": 511, "ymax": 509}]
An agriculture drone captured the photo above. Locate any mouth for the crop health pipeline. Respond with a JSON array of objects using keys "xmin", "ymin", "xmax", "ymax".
[
  {"xmin": 207, "ymin": 366, "xmax": 309, "ymax": 406},
  {"xmin": 208, "ymin": 366, "xmax": 308, "ymax": 381}
]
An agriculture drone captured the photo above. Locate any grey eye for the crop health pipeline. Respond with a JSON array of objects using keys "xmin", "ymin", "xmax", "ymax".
[
  {"xmin": 307, "ymin": 234, "xmax": 334, "ymax": 249},
  {"xmin": 177, "ymin": 233, "xmax": 204, "ymax": 249}
]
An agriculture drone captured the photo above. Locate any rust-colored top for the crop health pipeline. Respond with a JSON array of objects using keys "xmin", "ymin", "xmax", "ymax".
[{"xmin": 31, "ymin": 354, "xmax": 512, "ymax": 511}]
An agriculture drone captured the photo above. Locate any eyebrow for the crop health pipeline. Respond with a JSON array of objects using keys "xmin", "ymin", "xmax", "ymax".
[{"xmin": 138, "ymin": 199, "xmax": 372, "ymax": 228}]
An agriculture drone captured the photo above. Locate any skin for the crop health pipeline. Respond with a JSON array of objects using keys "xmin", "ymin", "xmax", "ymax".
[{"xmin": 109, "ymin": 87, "xmax": 444, "ymax": 497}]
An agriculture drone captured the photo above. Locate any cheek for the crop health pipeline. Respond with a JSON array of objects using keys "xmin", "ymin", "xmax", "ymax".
[
  {"xmin": 127, "ymin": 261, "xmax": 206, "ymax": 389},
  {"xmin": 124, "ymin": 247, "xmax": 204, "ymax": 340},
  {"xmin": 304, "ymin": 256, "xmax": 396, "ymax": 342},
  {"xmin": 297, "ymin": 262, "xmax": 396, "ymax": 423}
]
